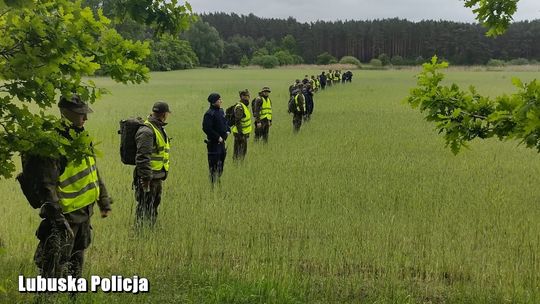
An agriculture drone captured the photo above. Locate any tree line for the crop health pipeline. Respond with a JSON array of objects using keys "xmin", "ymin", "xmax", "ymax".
[
  {"xmin": 203, "ymin": 13, "xmax": 540, "ymax": 66},
  {"xmin": 82, "ymin": 1, "xmax": 539, "ymax": 69}
]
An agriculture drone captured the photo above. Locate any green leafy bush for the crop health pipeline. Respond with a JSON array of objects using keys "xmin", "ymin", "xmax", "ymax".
[
  {"xmin": 251, "ymin": 55, "xmax": 280, "ymax": 68},
  {"xmin": 391, "ymin": 55, "xmax": 405, "ymax": 66},
  {"xmin": 146, "ymin": 36, "xmax": 199, "ymax": 71},
  {"xmin": 508, "ymin": 58, "xmax": 529, "ymax": 65},
  {"xmin": 273, "ymin": 50, "xmax": 295, "ymax": 65},
  {"xmin": 378, "ymin": 53, "xmax": 390, "ymax": 66},
  {"xmin": 240, "ymin": 55, "xmax": 250, "ymax": 67},
  {"xmin": 487, "ymin": 59, "xmax": 506, "ymax": 67},
  {"xmin": 339, "ymin": 56, "xmax": 361, "ymax": 66},
  {"xmin": 316, "ymin": 52, "xmax": 337, "ymax": 65},
  {"xmin": 369, "ymin": 59, "xmax": 383, "ymax": 67}
]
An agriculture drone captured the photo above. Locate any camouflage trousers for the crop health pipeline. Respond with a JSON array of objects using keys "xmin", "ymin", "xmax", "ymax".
[
  {"xmin": 233, "ymin": 133, "xmax": 249, "ymax": 160},
  {"xmin": 34, "ymin": 219, "xmax": 91, "ymax": 278},
  {"xmin": 293, "ymin": 114, "xmax": 303, "ymax": 132},
  {"xmin": 134, "ymin": 179, "xmax": 162, "ymax": 227},
  {"xmin": 254, "ymin": 119, "xmax": 270, "ymax": 143}
]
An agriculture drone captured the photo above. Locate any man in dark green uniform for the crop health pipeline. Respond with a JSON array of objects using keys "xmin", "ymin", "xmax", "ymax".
[
  {"xmin": 252, "ymin": 86, "xmax": 272, "ymax": 143},
  {"xmin": 232, "ymin": 89, "xmax": 252, "ymax": 160},
  {"xmin": 32, "ymin": 94, "xmax": 112, "ymax": 279},
  {"xmin": 289, "ymin": 88, "xmax": 305, "ymax": 132},
  {"xmin": 134, "ymin": 101, "xmax": 171, "ymax": 227}
]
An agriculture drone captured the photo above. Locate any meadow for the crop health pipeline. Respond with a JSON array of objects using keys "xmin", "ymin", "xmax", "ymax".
[{"xmin": 1, "ymin": 67, "xmax": 539, "ymax": 303}]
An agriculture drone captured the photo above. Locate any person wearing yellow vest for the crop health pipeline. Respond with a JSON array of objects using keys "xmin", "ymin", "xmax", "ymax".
[
  {"xmin": 231, "ymin": 89, "xmax": 252, "ymax": 160},
  {"xmin": 134, "ymin": 101, "xmax": 171, "ymax": 227},
  {"xmin": 289, "ymin": 88, "xmax": 306, "ymax": 132},
  {"xmin": 252, "ymin": 86, "xmax": 272, "ymax": 143},
  {"xmin": 32, "ymin": 94, "xmax": 112, "ymax": 279}
]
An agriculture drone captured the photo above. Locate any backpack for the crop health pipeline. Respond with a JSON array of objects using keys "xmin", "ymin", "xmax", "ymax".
[
  {"xmin": 225, "ymin": 104, "xmax": 239, "ymax": 127},
  {"xmin": 288, "ymin": 95, "xmax": 298, "ymax": 114},
  {"xmin": 16, "ymin": 154, "xmax": 49, "ymax": 209},
  {"xmin": 118, "ymin": 117, "xmax": 145, "ymax": 165}
]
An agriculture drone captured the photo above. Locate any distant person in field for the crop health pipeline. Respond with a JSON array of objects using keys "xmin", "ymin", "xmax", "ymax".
[
  {"xmin": 252, "ymin": 86, "xmax": 273, "ymax": 143},
  {"xmin": 134, "ymin": 101, "xmax": 171, "ymax": 227},
  {"xmin": 311, "ymin": 75, "xmax": 319, "ymax": 92},
  {"xmin": 302, "ymin": 80, "xmax": 314, "ymax": 121},
  {"xmin": 30, "ymin": 94, "xmax": 112, "ymax": 279},
  {"xmin": 319, "ymin": 72, "xmax": 327, "ymax": 90},
  {"xmin": 345, "ymin": 70, "xmax": 353, "ymax": 82},
  {"xmin": 289, "ymin": 87, "xmax": 306, "ymax": 132},
  {"xmin": 327, "ymin": 70, "xmax": 333, "ymax": 86},
  {"xmin": 202, "ymin": 93, "xmax": 230, "ymax": 184},
  {"xmin": 289, "ymin": 79, "xmax": 301, "ymax": 97},
  {"xmin": 232, "ymin": 89, "xmax": 252, "ymax": 160}
]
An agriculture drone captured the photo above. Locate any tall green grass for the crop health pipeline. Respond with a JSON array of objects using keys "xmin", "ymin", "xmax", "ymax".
[{"xmin": 1, "ymin": 68, "xmax": 539, "ymax": 303}]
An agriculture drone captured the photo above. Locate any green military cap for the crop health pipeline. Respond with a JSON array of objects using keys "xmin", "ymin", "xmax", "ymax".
[
  {"xmin": 239, "ymin": 89, "xmax": 250, "ymax": 97},
  {"xmin": 261, "ymin": 86, "xmax": 271, "ymax": 93},
  {"xmin": 58, "ymin": 94, "xmax": 93, "ymax": 114}
]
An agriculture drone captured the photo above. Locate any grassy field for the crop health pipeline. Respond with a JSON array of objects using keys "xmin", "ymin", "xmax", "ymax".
[{"xmin": 1, "ymin": 68, "xmax": 540, "ymax": 303}]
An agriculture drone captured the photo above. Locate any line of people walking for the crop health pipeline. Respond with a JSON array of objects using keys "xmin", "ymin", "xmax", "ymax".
[
  {"xmin": 202, "ymin": 70, "xmax": 354, "ymax": 184},
  {"xmin": 21, "ymin": 69, "xmax": 354, "ymax": 283}
]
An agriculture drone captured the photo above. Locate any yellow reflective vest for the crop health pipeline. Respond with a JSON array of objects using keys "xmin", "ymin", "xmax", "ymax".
[
  {"xmin": 294, "ymin": 94, "xmax": 304, "ymax": 113},
  {"xmin": 145, "ymin": 120, "xmax": 170, "ymax": 172},
  {"xmin": 231, "ymin": 102, "xmax": 252, "ymax": 135},
  {"xmin": 57, "ymin": 156, "xmax": 100, "ymax": 213},
  {"xmin": 260, "ymin": 97, "xmax": 272, "ymax": 121}
]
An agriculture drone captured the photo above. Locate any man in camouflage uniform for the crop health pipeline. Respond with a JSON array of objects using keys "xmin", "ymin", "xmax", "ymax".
[
  {"xmin": 303, "ymin": 81, "xmax": 314, "ymax": 121},
  {"xmin": 232, "ymin": 89, "xmax": 252, "ymax": 160},
  {"xmin": 252, "ymin": 86, "xmax": 272, "ymax": 143},
  {"xmin": 33, "ymin": 94, "xmax": 112, "ymax": 279},
  {"xmin": 134, "ymin": 101, "xmax": 171, "ymax": 227},
  {"xmin": 289, "ymin": 88, "xmax": 306, "ymax": 132}
]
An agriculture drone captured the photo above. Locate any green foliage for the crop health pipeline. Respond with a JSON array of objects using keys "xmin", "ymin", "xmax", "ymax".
[
  {"xmin": 252, "ymin": 47, "xmax": 269, "ymax": 58},
  {"xmin": 406, "ymin": 56, "xmax": 540, "ymax": 154},
  {"xmin": 251, "ymin": 55, "xmax": 279, "ymax": 69},
  {"xmin": 369, "ymin": 59, "xmax": 383, "ymax": 67},
  {"xmin": 273, "ymin": 50, "xmax": 294, "ymax": 65},
  {"xmin": 183, "ymin": 20, "xmax": 223, "ymax": 67},
  {"xmin": 222, "ymin": 41, "xmax": 243, "ymax": 65},
  {"xmin": 487, "ymin": 59, "xmax": 506, "ymax": 67},
  {"xmin": 240, "ymin": 55, "xmax": 250, "ymax": 67},
  {"xmin": 391, "ymin": 55, "xmax": 405, "ymax": 66},
  {"xmin": 81, "ymin": 0, "xmax": 196, "ymax": 36},
  {"xmin": 508, "ymin": 58, "xmax": 529, "ymax": 65},
  {"xmin": 464, "ymin": 0, "xmax": 518, "ymax": 37},
  {"xmin": 339, "ymin": 56, "xmax": 361, "ymax": 66},
  {"xmin": 415, "ymin": 56, "xmax": 426, "ymax": 65},
  {"xmin": 0, "ymin": 0, "xmax": 154, "ymax": 178},
  {"xmin": 281, "ymin": 34, "xmax": 297, "ymax": 54},
  {"xmin": 291, "ymin": 54, "xmax": 304, "ymax": 64},
  {"xmin": 263, "ymin": 39, "xmax": 278, "ymax": 54},
  {"xmin": 378, "ymin": 53, "xmax": 391, "ymax": 66},
  {"xmin": 146, "ymin": 35, "xmax": 198, "ymax": 71},
  {"xmin": 229, "ymin": 35, "xmax": 256, "ymax": 58},
  {"xmin": 316, "ymin": 52, "xmax": 337, "ymax": 65}
]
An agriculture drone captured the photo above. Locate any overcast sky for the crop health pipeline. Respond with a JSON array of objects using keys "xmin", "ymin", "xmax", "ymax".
[{"xmin": 191, "ymin": 0, "xmax": 539, "ymax": 23}]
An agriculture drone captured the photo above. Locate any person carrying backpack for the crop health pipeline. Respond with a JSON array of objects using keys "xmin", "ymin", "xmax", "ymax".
[
  {"xmin": 134, "ymin": 101, "xmax": 171, "ymax": 227},
  {"xmin": 202, "ymin": 93, "xmax": 230, "ymax": 184},
  {"xmin": 231, "ymin": 89, "xmax": 252, "ymax": 160},
  {"xmin": 28, "ymin": 94, "xmax": 112, "ymax": 279},
  {"xmin": 289, "ymin": 88, "xmax": 306, "ymax": 132},
  {"xmin": 252, "ymin": 86, "xmax": 272, "ymax": 143}
]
